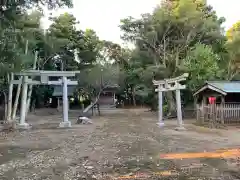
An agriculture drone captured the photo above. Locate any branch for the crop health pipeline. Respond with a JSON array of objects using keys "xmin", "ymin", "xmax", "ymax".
[
  {"xmin": 160, "ymin": 21, "xmax": 173, "ymax": 44},
  {"xmin": 175, "ymin": 25, "xmax": 198, "ymax": 54},
  {"xmin": 41, "ymin": 53, "xmax": 57, "ymax": 67},
  {"xmin": 141, "ymin": 22, "xmax": 174, "ymax": 66},
  {"xmin": 82, "ymin": 85, "xmax": 108, "ymax": 114},
  {"xmin": 229, "ymin": 66, "xmax": 239, "ymax": 80}
]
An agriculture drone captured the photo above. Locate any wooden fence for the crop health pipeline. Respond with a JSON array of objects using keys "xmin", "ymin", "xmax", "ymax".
[{"xmin": 197, "ymin": 103, "xmax": 240, "ymax": 125}]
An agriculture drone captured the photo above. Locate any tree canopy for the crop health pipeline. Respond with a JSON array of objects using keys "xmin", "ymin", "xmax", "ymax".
[{"xmin": 1, "ymin": 0, "xmax": 240, "ymax": 115}]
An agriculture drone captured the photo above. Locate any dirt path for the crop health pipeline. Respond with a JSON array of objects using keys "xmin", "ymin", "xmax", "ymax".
[{"xmin": 0, "ymin": 108, "xmax": 239, "ymax": 180}]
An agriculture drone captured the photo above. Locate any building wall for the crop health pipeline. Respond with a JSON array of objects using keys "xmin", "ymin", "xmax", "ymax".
[{"xmin": 225, "ymin": 93, "xmax": 240, "ymax": 103}]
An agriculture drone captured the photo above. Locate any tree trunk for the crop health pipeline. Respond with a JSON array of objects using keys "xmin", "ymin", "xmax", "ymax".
[
  {"xmin": 81, "ymin": 103, "xmax": 84, "ymax": 111},
  {"xmin": 97, "ymin": 103, "xmax": 100, "ymax": 116},
  {"xmin": 3, "ymin": 92, "xmax": 8, "ymax": 121},
  {"xmin": 30, "ymin": 98, "xmax": 36, "ymax": 113},
  {"xmin": 25, "ymin": 39, "xmax": 28, "ymax": 55},
  {"xmin": 83, "ymin": 91, "xmax": 102, "ymax": 114},
  {"xmin": 11, "ymin": 77, "xmax": 22, "ymax": 120},
  {"xmin": 166, "ymin": 91, "xmax": 176, "ymax": 117},
  {"xmin": 163, "ymin": 36, "xmax": 166, "ymax": 67},
  {"xmin": 57, "ymin": 98, "xmax": 60, "ymax": 112},
  {"xmin": 7, "ymin": 73, "xmax": 13, "ymax": 121},
  {"xmin": 82, "ymin": 88, "xmax": 105, "ymax": 116},
  {"xmin": 132, "ymin": 86, "xmax": 136, "ymax": 106},
  {"xmin": 12, "ymin": 40, "xmax": 29, "ymax": 120},
  {"xmin": 149, "ymin": 88, "xmax": 157, "ymax": 111},
  {"xmin": 26, "ymin": 51, "xmax": 38, "ymax": 115}
]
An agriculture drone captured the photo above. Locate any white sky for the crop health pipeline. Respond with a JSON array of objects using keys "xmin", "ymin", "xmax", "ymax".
[{"xmin": 41, "ymin": 0, "xmax": 240, "ymax": 45}]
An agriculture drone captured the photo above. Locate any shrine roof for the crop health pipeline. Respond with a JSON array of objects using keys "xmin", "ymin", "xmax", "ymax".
[{"xmin": 194, "ymin": 81, "xmax": 240, "ymax": 96}]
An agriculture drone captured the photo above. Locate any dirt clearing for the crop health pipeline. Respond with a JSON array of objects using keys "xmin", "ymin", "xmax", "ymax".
[{"xmin": 0, "ymin": 108, "xmax": 239, "ymax": 180}]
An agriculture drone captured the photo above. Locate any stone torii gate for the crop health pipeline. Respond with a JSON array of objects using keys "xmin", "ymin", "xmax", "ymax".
[
  {"xmin": 153, "ymin": 73, "xmax": 189, "ymax": 130},
  {"xmin": 12, "ymin": 70, "xmax": 80, "ymax": 129}
]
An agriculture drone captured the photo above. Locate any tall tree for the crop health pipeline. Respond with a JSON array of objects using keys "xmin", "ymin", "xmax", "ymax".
[
  {"xmin": 0, "ymin": 0, "xmax": 73, "ymax": 121},
  {"xmin": 184, "ymin": 43, "xmax": 223, "ymax": 92},
  {"xmin": 225, "ymin": 21, "xmax": 240, "ymax": 80},
  {"xmin": 46, "ymin": 13, "xmax": 102, "ymax": 70},
  {"xmin": 120, "ymin": 0, "xmax": 225, "ymax": 113}
]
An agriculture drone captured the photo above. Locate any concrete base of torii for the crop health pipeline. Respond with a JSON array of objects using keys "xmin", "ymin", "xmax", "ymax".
[
  {"xmin": 17, "ymin": 123, "xmax": 31, "ymax": 130},
  {"xmin": 156, "ymin": 122, "xmax": 165, "ymax": 127},
  {"xmin": 174, "ymin": 126, "xmax": 186, "ymax": 131},
  {"xmin": 59, "ymin": 121, "xmax": 72, "ymax": 128}
]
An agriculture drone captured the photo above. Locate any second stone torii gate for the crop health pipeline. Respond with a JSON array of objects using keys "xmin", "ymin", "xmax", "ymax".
[
  {"xmin": 12, "ymin": 70, "xmax": 80, "ymax": 129},
  {"xmin": 153, "ymin": 73, "xmax": 189, "ymax": 130}
]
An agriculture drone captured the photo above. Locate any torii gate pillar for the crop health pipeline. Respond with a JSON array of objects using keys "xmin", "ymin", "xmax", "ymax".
[
  {"xmin": 59, "ymin": 76, "xmax": 71, "ymax": 128},
  {"xmin": 157, "ymin": 85, "xmax": 164, "ymax": 127},
  {"xmin": 153, "ymin": 73, "xmax": 188, "ymax": 130},
  {"xmin": 19, "ymin": 76, "xmax": 29, "ymax": 128},
  {"xmin": 176, "ymin": 89, "xmax": 183, "ymax": 127}
]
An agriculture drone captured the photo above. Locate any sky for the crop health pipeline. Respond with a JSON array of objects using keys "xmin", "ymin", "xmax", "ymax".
[{"xmin": 41, "ymin": 0, "xmax": 240, "ymax": 45}]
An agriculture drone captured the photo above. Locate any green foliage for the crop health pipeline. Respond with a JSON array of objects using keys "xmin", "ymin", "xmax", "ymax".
[
  {"xmin": 78, "ymin": 64, "xmax": 120, "ymax": 97},
  {"xmin": 163, "ymin": 104, "xmax": 168, "ymax": 115},
  {"xmin": 0, "ymin": 0, "xmax": 72, "ymax": 97},
  {"xmin": 2, "ymin": 0, "xmax": 240, "ymax": 112},
  {"xmin": 43, "ymin": 13, "xmax": 102, "ymax": 71},
  {"xmin": 225, "ymin": 31, "xmax": 240, "ymax": 80},
  {"xmin": 119, "ymin": 0, "xmax": 227, "ymax": 109},
  {"xmin": 184, "ymin": 43, "xmax": 223, "ymax": 92},
  {"xmin": 226, "ymin": 21, "xmax": 240, "ymax": 41}
]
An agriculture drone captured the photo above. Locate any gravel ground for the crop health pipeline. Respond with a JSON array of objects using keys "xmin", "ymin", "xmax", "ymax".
[{"xmin": 0, "ymin": 108, "xmax": 240, "ymax": 180}]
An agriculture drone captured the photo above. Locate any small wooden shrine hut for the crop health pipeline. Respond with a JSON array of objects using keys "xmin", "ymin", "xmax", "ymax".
[
  {"xmin": 98, "ymin": 85, "xmax": 119, "ymax": 106},
  {"xmin": 194, "ymin": 81, "xmax": 240, "ymax": 125}
]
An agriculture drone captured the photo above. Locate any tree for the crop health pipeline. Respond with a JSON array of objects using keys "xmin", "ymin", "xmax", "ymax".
[
  {"xmin": 0, "ymin": 0, "xmax": 73, "ymax": 73},
  {"xmin": 225, "ymin": 21, "xmax": 240, "ymax": 80},
  {"xmin": 0, "ymin": 0, "xmax": 73, "ymax": 75},
  {"xmin": 226, "ymin": 21, "xmax": 240, "ymax": 41},
  {"xmin": 120, "ymin": 0, "xmax": 225, "ymax": 113},
  {"xmin": 45, "ymin": 13, "xmax": 102, "ymax": 71},
  {"xmin": 77, "ymin": 63, "xmax": 120, "ymax": 114},
  {"xmin": 78, "ymin": 64, "xmax": 120, "ymax": 98},
  {"xmin": 77, "ymin": 29, "xmax": 102, "ymax": 69},
  {"xmin": 184, "ymin": 43, "xmax": 223, "ymax": 92},
  {"xmin": 0, "ymin": 0, "xmax": 73, "ymax": 122},
  {"xmin": 46, "ymin": 13, "xmax": 78, "ymax": 70}
]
